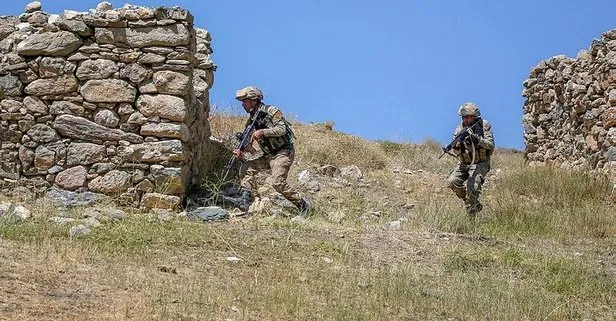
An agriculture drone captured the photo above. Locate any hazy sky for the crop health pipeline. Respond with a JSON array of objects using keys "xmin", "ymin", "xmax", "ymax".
[{"xmin": 6, "ymin": 1, "xmax": 616, "ymax": 148}]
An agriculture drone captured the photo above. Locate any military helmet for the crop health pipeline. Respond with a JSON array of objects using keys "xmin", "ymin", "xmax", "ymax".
[
  {"xmin": 235, "ymin": 86, "xmax": 263, "ymax": 101},
  {"xmin": 458, "ymin": 102, "xmax": 481, "ymax": 117}
]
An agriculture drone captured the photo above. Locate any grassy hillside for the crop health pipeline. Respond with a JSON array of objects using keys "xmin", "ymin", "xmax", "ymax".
[{"xmin": 0, "ymin": 113, "xmax": 614, "ymax": 320}]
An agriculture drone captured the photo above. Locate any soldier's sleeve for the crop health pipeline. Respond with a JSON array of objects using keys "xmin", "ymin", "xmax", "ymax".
[
  {"xmin": 262, "ymin": 105, "xmax": 287, "ymax": 137},
  {"xmin": 479, "ymin": 119, "xmax": 495, "ymax": 150}
]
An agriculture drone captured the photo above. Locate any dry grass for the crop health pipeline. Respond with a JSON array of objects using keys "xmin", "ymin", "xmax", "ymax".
[
  {"xmin": 294, "ymin": 123, "xmax": 389, "ymax": 170},
  {"xmin": 208, "ymin": 104, "xmax": 246, "ymax": 143},
  {"xmin": 1, "ymin": 113, "xmax": 615, "ymax": 320}
]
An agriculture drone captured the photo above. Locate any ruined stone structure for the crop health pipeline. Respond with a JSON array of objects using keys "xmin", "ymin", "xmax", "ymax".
[
  {"xmin": 0, "ymin": 2, "xmax": 215, "ymax": 208},
  {"xmin": 522, "ymin": 29, "xmax": 616, "ymax": 177}
]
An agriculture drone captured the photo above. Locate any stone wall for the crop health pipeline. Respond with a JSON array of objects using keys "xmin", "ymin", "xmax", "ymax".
[
  {"xmin": 522, "ymin": 29, "xmax": 616, "ymax": 177},
  {"xmin": 0, "ymin": 2, "xmax": 215, "ymax": 208}
]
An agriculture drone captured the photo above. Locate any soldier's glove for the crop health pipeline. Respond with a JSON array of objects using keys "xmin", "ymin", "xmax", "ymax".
[
  {"xmin": 465, "ymin": 128, "xmax": 480, "ymax": 144},
  {"xmin": 235, "ymin": 132, "xmax": 243, "ymax": 141}
]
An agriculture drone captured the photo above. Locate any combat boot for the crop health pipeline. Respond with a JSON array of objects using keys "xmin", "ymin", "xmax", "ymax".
[
  {"xmin": 466, "ymin": 202, "xmax": 483, "ymax": 216},
  {"xmin": 223, "ymin": 188, "xmax": 252, "ymax": 211}
]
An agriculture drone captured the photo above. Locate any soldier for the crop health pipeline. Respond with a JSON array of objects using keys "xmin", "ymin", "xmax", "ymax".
[
  {"xmin": 226, "ymin": 86, "xmax": 310, "ymax": 217},
  {"xmin": 446, "ymin": 102, "xmax": 495, "ymax": 216}
]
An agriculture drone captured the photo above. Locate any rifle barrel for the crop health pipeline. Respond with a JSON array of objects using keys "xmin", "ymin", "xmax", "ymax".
[
  {"xmin": 439, "ymin": 118, "xmax": 481, "ymax": 160},
  {"xmin": 221, "ymin": 110, "xmax": 263, "ymax": 181}
]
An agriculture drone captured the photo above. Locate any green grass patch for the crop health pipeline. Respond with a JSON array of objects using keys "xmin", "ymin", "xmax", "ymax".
[
  {"xmin": 415, "ymin": 196, "xmax": 479, "ymax": 234},
  {"xmin": 0, "ymin": 218, "xmax": 67, "ymax": 244},
  {"xmin": 497, "ymin": 166, "xmax": 612, "ymax": 207},
  {"xmin": 481, "ymin": 166, "xmax": 615, "ymax": 240},
  {"xmin": 444, "ymin": 247, "xmax": 615, "ymax": 299}
]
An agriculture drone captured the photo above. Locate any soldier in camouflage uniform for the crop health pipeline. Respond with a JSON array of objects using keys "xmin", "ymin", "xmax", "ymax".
[
  {"xmin": 446, "ymin": 102, "xmax": 495, "ymax": 216},
  {"xmin": 227, "ymin": 86, "xmax": 310, "ymax": 216}
]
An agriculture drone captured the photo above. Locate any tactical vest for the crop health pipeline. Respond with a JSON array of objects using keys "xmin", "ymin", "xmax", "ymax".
[
  {"xmin": 458, "ymin": 119, "xmax": 492, "ymax": 165},
  {"xmin": 248, "ymin": 104, "xmax": 294, "ymax": 155}
]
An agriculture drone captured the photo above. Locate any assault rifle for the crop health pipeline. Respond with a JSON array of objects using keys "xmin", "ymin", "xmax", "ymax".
[
  {"xmin": 221, "ymin": 111, "xmax": 262, "ymax": 181},
  {"xmin": 438, "ymin": 118, "xmax": 482, "ymax": 159}
]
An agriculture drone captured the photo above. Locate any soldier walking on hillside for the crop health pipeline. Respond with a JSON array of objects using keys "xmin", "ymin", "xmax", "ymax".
[
  {"xmin": 224, "ymin": 86, "xmax": 310, "ymax": 217},
  {"xmin": 446, "ymin": 102, "xmax": 495, "ymax": 216}
]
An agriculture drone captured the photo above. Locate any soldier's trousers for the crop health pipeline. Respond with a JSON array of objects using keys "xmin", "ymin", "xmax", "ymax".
[
  {"xmin": 239, "ymin": 149, "xmax": 302, "ymax": 204},
  {"xmin": 446, "ymin": 160, "xmax": 490, "ymax": 209}
]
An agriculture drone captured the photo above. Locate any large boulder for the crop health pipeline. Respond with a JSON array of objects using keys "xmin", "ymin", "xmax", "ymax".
[
  {"xmin": 53, "ymin": 114, "xmax": 143, "ymax": 143},
  {"xmin": 80, "ymin": 79, "xmax": 136, "ymax": 103},
  {"xmin": 149, "ymin": 165, "xmax": 183, "ymax": 195},
  {"xmin": 24, "ymin": 75, "xmax": 78, "ymax": 96},
  {"xmin": 17, "ymin": 31, "xmax": 82, "ymax": 56},
  {"xmin": 55, "ymin": 166, "xmax": 88, "ymax": 190},
  {"xmin": 0, "ymin": 74, "xmax": 23, "ymax": 97},
  {"xmin": 27, "ymin": 124, "xmax": 59, "ymax": 143},
  {"xmin": 95, "ymin": 24, "xmax": 190, "ymax": 47},
  {"xmin": 56, "ymin": 17, "xmax": 92, "ymax": 36},
  {"xmin": 76, "ymin": 59, "xmax": 118, "ymax": 80},
  {"xmin": 88, "ymin": 170, "xmax": 131, "ymax": 194},
  {"xmin": 66, "ymin": 143, "xmax": 106, "ymax": 166},
  {"xmin": 136, "ymin": 94, "xmax": 186, "ymax": 121},
  {"xmin": 140, "ymin": 192, "xmax": 181, "ymax": 210},
  {"xmin": 116, "ymin": 140, "xmax": 184, "ymax": 163},
  {"xmin": 152, "ymin": 70, "xmax": 189, "ymax": 96},
  {"xmin": 22, "ymin": 96, "xmax": 48, "ymax": 115},
  {"xmin": 140, "ymin": 122, "xmax": 181, "ymax": 138}
]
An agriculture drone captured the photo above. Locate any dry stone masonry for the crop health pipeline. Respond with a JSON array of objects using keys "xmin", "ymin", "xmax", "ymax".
[
  {"xmin": 522, "ymin": 29, "xmax": 616, "ymax": 179},
  {"xmin": 0, "ymin": 2, "xmax": 215, "ymax": 209}
]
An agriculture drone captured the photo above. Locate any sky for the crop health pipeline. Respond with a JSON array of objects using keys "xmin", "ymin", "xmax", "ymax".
[{"xmin": 5, "ymin": 1, "xmax": 616, "ymax": 149}]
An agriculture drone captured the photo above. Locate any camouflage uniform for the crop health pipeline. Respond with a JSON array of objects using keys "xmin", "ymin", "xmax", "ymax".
[
  {"xmin": 446, "ymin": 102, "xmax": 495, "ymax": 215},
  {"xmin": 229, "ymin": 86, "xmax": 309, "ymax": 215},
  {"xmin": 239, "ymin": 104, "xmax": 302, "ymax": 205}
]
